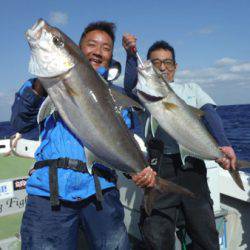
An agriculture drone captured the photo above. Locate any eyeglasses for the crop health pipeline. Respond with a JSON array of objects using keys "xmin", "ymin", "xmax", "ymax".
[{"xmin": 151, "ymin": 58, "xmax": 176, "ymax": 71}]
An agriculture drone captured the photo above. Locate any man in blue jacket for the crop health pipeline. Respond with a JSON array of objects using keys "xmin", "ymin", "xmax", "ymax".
[
  {"xmin": 123, "ymin": 35, "xmax": 237, "ymax": 250},
  {"xmin": 11, "ymin": 22, "xmax": 156, "ymax": 250}
]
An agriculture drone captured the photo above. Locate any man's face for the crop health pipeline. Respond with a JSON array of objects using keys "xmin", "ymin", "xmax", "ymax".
[
  {"xmin": 80, "ymin": 30, "xmax": 113, "ymax": 70},
  {"xmin": 149, "ymin": 48, "xmax": 177, "ymax": 82}
]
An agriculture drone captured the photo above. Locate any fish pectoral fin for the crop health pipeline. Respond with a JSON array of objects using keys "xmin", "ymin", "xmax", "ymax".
[
  {"xmin": 109, "ymin": 87, "xmax": 144, "ymax": 111},
  {"xmin": 162, "ymin": 101, "xmax": 178, "ymax": 110},
  {"xmin": 188, "ymin": 105, "xmax": 205, "ymax": 118}
]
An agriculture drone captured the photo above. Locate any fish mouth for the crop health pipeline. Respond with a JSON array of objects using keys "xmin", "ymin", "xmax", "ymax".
[{"xmin": 26, "ymin": 18, "xmax": 46, "ymax": 42}]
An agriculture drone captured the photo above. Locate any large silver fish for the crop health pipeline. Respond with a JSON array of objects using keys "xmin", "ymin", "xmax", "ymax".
[
  {"xmin": 25, "ymin": 19, "xmax": 194, "ymax": 211},
  {"xmin": 136, "ymin": 60, "xmax": 248, "ymax": 191}
]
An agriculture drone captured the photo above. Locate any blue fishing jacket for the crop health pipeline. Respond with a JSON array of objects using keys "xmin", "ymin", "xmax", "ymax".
[{"xmin": 11, "ymin": 67, "xmax": 134, "ymax": 201}]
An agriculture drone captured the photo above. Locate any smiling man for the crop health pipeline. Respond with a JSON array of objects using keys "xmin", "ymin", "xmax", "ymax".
[
  {"xmin": 80, "ymin": 22, "xmax": 114, "ymax": 70},
  {"xmin": 123, "ymin": 37, "xmax": 237, "ymax": 250}
]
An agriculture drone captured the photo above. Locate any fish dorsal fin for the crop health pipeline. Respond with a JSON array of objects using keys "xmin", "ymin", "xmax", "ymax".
[
  {"xmin": 109, "ymin": 86, "xmax": 144, "ymax": 111},
  {"xmin": 188, "ymin": 105, "xmax": 204, "ymax": 118}
]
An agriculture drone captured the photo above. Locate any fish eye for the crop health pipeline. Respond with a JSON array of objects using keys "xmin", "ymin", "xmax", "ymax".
[{"xmin": 53, "ymin": 36, "xmax": 63, "ymax": 47}]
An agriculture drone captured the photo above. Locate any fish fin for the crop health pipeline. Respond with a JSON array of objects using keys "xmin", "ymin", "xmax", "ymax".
[
  {"xmin": 144, "ymin": 187, "xmax": 162, "ymax": 215},
  {"xmin": 237, "ymin": 160, "xmax": 250, "ymax": 169},
  {"xmin": 150, "ymin": 116, "xmax": 159, "ymax": 137},
  {"xmin": 84, "ymin": 148, "xmax": 95, "ymax": 174},
  {"xmin": 155, "ymin": 177, "xmax": 195, "ymax": 197},
  {"xmin": 178, "ymin": 144, "xmax": 199, "ymax": 165},
  {"xmin": 229, "ymin": 169, "xmax": 245, "ymax": 191},
  {"xmin": 162, "ymin": 101, "xmax": 178, "ymax": 110},
  {"xmin": 109, "ymin": 87, "xmax": 144, "ymax": 111},
  {"xmin": 84, "ymin": 148, "xmax": 113, "ymax": 174},
  {"xmin": 37, "ymin": 96, "xmax": 56, "ymax": 123},
  {"xmin": 188, "ymin": 105, "xmax": 204, "ymax": 118},
  {"xmin": 144, "ymin": 177, "xmax": 195, "ymax": 215},
  {"xmin": 133, "ymin": 134, "xmax": 147, "ymax": 155}
]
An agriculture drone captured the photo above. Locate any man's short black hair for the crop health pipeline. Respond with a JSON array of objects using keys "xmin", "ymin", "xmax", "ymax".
[
  {"xmin": 147, "ymin": 40, "xmax": 176, "ymax": 63},
  {"xmin": 79, "ymin": 21, "xmax": 116, "ymax": 46}
]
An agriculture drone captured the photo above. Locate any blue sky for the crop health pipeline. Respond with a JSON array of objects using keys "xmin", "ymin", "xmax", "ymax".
[{"xmin": 1, "ymin": 0, "xmax": 250, "ymax": 120}]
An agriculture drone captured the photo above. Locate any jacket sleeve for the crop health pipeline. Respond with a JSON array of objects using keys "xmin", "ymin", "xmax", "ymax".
[
  {"xmin": 201, "ymin": 103, "xmax": 231, "ymax": 146},
  {"xmin": 123, "ymin": 53, "xmax": 139, "ymax": 101},
  {"xmin": 10, "ymin": 79, "xmax": 44, "ymax": 133}
]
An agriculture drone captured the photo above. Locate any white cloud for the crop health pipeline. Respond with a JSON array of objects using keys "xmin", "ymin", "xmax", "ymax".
[
  {"xmin": 188, "ymin": 26, "xmax": 215, "ymax": 36},
  {"xmin": 176, "ymin": 58, "xmax": 250, "ymax": 104},
  {"xmin": 0, "ymin": 91, "xmax": 14, "ymax": 120},
  {"xmin": 177, "ymin": 69, "xmax": 192, "ymax": 77},
  {"xmin": 230, "ymin": 63, "xmax": 250, "ymax": 73},
  {"xmin": 49, "ymin": 11, "xmax": 68, "ymax": 26},
  {"xmin": 215, "ymin": 57, "xmax": 237, "ymax": 66},
  {"xmin": 0, "ymin": 92, "xmax": 13, "ymax": 105},
  {"xmin": 237, "ymin": 82, "xmax": 249, "ymax": 86},
  {"xmin": 198, "ymin": 27, "xmax": 215, "ymax": 35}
]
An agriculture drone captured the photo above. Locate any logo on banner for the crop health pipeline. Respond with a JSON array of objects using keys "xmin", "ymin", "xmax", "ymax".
[
  {"xmin": 0, "ymin": 181, "xmax": 14, "ymax": 200},
  {"xmin": 13, "ymin": 178, "xmax": 28, "ymax": 191}
]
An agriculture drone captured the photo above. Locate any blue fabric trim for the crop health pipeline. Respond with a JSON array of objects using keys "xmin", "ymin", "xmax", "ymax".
[
  {"xmin": 201, "ymin": 104, "xmax": 231, "ymax": 146},
  {"xmin": 10, "ymin": 79, "xmax": 44, "ymax": 134},
  {"xmin": 18, "ymin": 79, "xmax": 34, "ymax": 95},
  {"xmin": 124, "ymin": 54, "xmax": 139, "ymax": 101},
  {"xmin": 97, "ymin": 66, "xmax": 108, "ymax": 78}
]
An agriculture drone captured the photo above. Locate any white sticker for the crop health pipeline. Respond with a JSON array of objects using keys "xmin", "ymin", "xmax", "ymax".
[{"xmin": 0, "ymin": 181, "xmax": 14, "ymax": 200}]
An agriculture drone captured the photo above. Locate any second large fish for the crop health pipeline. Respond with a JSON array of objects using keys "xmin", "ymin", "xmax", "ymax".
[{"xmin": 136, "ymin": 60, "xmax": 247, "ymax": 190}]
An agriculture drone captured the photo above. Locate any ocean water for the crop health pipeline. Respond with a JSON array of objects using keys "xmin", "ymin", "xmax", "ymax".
[
  {"xmin": 217, "ymin": 104, "xmax": 250, "ymax": 161},
  {"xmin": 1, "ymin": 104, "xmax": 249, "ymax": 161}
]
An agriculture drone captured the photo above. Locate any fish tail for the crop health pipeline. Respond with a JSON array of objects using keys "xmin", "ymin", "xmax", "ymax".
[
  {"xmin": 229, "ymin": 169, "xmax": 245, "ymax": 191},
  {"xmin": 155, "ymin": 176, "xmax": 195, "ymax": 197},
  {"xmin": 144, "ymin": 176, "xmax": 195, "ymax": 215},
  {"xmin": 237, "ymin": 160, "xmax": 250, "ymax": 169},
  {"xmin": 143, "ymin": 187, "xmax": 161, "ymax": 216}
]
